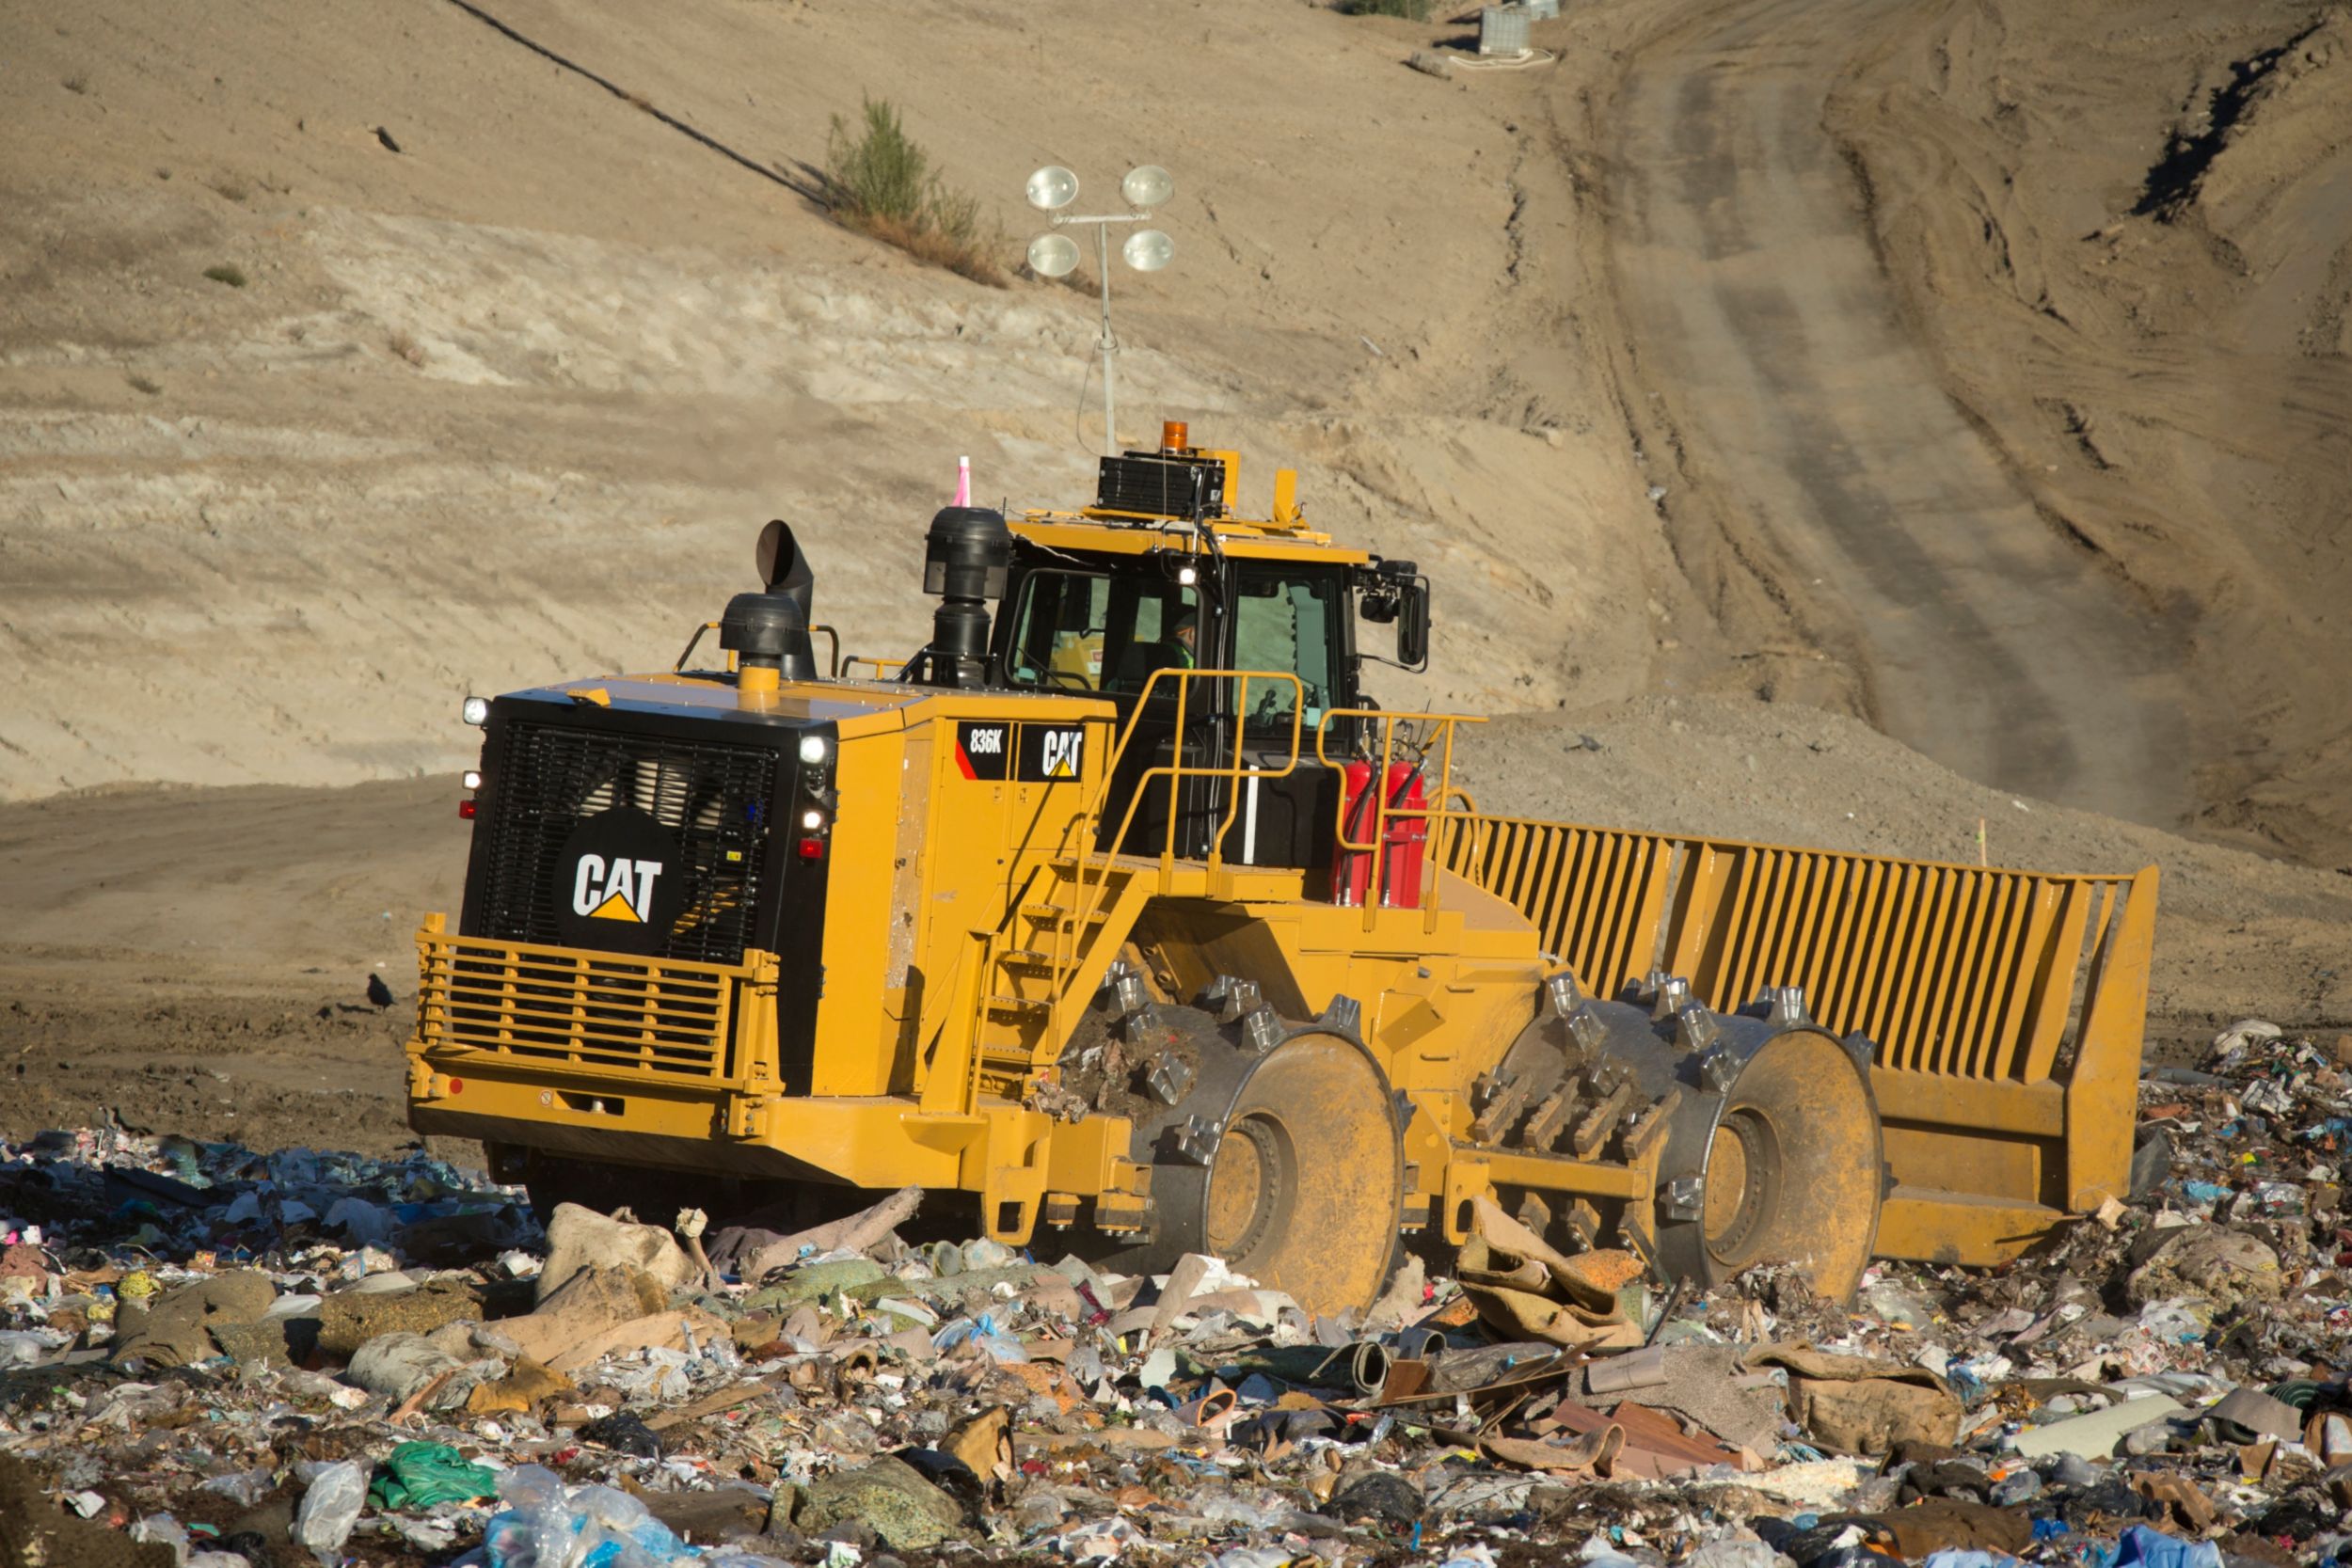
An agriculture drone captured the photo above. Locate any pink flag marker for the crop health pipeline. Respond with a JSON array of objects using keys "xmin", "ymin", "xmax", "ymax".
[{"xmin": 954, "ymin": 455, "xmax": 971, "ymax": 507}]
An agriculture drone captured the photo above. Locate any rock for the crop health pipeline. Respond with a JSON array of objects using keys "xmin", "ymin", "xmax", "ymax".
[
  {"xmin": 316, "ymin": 1276, "xmax": 481, "ymax": 1356},
  {"xmin": 795, "ymin": 1455, "xmax": 966, "ymax": 1550},
  {"xmin": 538, "ymin": 1204, "xmax": 691, "ymax": 1303},
  {"xmin": 2125, "ymin": 1227, "xmax": 2283, "ymax": 1310}
]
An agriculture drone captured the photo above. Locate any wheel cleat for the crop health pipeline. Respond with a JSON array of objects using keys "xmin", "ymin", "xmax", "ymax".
[
  {"xmin": 1143, "ymin": 1050, "xmax": 1195, "ymax": 1106},
  {"xmin": 1650, "ymin": 974, "xmax": 1693, "ymax": 1021},
  {"xmin": 1659, "ymin": 1174, "xmax": 1706, "ymax": 1224},
  {"xmin": 1699, "ymin": 1045, "xmax": 1740, "ymax": 1093},
  {"xmin": 1673, "ymin": 1004, "xmax": 1721, "ymax": 1053},
  {"xmin": 1168, "ymin": 1115, "xmax": 1224, "ymax": 1165},
  {"xmin": 1319, "ymin": 993, "xmax": 1363, "ymax": 1037},
  {"xmin": 1763, "ymin": 985, "xmax": 1809, "ymax": 1028},
  {"xmin": 1543, "ymin": 971, "xmax": 1585, "ymax": 1020}
]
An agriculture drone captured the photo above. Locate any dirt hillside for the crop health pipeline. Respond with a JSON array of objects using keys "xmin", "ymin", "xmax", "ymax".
[
  {"xmin": 0, "ymin": 0, "xmax": 1701, "ymax": 804},
  {"xmin": 1822, "ymin": 0, "xmax": 2352, "ymax": 861}
]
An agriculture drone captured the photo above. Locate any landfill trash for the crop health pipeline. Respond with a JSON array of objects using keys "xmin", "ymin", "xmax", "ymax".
[{"xmin": 14, "ymin": 1021, "xmax": 2352, "ymax": 1566}]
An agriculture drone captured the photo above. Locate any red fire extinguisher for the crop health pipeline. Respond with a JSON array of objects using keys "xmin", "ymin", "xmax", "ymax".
[{"xmin": 1330, "ymin": 758, "xmax": 1429, "ymax": 909}]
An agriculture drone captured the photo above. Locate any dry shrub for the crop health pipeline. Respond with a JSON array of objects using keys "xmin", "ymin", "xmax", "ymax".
[{"xmin": 822, "ymin": 95, "xmax": 1001, "ymax": 285}]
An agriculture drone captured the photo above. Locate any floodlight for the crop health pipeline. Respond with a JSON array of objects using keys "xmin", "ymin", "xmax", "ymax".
[
  {"xmin": 1122, "ymin": 229, "xmax": 1174, "ymax": 273},
  {"xmin": 1027, "ymin": 233, "xmax": 1081, "ymax": 277},
  {"xmin": 1025, "ymin": 165, "xmax": 1079, "ymax": 212},
  {"xmin": 1120, "ymin": 165, "xmax": 1173, "ymax": 209},
  {"xmin": 1024, "ymin": 160, "xmax": 1181, "ymax": 456}
]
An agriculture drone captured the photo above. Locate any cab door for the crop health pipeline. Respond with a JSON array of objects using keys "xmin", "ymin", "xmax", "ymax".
[{"xmin": 1221, "ymin": 562, "xmax": 1351, "ymax": 869}]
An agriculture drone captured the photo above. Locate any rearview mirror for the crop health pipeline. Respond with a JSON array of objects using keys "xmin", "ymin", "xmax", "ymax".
[{"xmin": 1397, "ymin": 578, "xmax": 1429, "ymax": 670}]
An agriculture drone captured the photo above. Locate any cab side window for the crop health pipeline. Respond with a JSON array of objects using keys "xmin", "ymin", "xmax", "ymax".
[{"xmin": 1232, "ymin": 568, "xmax": 1339, "ymax": 731}]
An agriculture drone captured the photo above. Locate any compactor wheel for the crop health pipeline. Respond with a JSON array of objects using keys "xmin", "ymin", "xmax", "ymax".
[{"xmin": 1196, "ymin": 1032, "xmax": 1403, "ymax": 1313}]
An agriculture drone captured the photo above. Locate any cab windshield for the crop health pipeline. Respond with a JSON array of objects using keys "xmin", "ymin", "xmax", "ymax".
[{"xmin": 1004, "ymin": 568, "xmax": 1200, "ymax": 697}]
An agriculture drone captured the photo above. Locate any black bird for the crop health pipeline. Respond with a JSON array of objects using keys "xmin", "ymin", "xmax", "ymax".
[{"xmin": 366, "ymin": 974, "xmax": 394, "ymax": 1010}]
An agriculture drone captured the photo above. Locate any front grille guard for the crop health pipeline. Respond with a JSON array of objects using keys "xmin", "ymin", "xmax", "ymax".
[{"xmin": 410, "ymin": 915, "xmax": 778, "ymax": 1089}]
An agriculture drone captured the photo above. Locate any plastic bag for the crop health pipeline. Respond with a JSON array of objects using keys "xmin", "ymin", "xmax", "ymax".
[
  {"xmin": 294, "ymin": 1461, "xmax": 368, "ymax": 1566},
  {"xmin": 2113, "ymin": 1526, "xmax": 2224, "ymax": 1568},
  {"xmin": 931, "ymin": 1312, "xmax": 1026, "ymax": 1363},
  {"xmin": 369, "ymin": 1440, "xmax": 499, "ymax": 1511}
]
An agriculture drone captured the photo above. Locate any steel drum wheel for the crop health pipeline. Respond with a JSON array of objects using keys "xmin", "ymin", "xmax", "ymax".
[
  {"xmin": 1197, "ymin": 1033, "xmax": 1402, "ymax": 1314},
  {"xmin": 1700, "ymin": 1027, "xmax": 1880, "ymax": 1297}
]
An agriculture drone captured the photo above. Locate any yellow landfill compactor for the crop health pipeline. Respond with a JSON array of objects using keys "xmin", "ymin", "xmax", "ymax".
[{"xmin": 406, "ymin": 426, "xmax": 2160, "ymax": 1313}]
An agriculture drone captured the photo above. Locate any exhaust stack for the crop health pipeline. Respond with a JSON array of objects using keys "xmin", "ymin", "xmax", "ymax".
[
  {"xmin": 723, "ymin": 520, "xmax": 819, "ymax": 692},
  {"xmin": 921, "ymin": 506, "xmax": 1012, "ymax": 688}
]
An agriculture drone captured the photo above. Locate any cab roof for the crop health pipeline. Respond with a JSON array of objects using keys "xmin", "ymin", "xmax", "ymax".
[
  {"xmin": 1009, "ymin": 512, "xmax": 1370, "ymax": 566},
  {"xmin": 1009, "ymin": 442, "xmax": 1373, "ymax": 567}
]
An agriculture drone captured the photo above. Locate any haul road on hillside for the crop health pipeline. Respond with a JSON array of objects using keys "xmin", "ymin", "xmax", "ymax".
[{"xmin": 404, "ymin": 424, "xmax": 2158, "ymax": 1312}]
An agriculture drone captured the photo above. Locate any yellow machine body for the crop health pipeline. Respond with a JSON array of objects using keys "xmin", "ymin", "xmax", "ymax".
[{"xmin": 407, "ymin": 447, "xmax": 2158, "ymax": 1308}]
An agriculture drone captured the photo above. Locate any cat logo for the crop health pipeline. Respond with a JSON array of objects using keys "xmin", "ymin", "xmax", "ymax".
[
  {"xmin": 572, "ymin": 854, "xmax": 664, "ymax": 924},
  {"xmin": 554, "ymin": 805, "xmax": 685, "ymax": 955},
  {"xmin": 955, "ymin": 721, "xmax": 1089, "ymax": 783},
  {"xmin": 1038, "ymin": 726, "xmax": 1083, "ymax": 779}
]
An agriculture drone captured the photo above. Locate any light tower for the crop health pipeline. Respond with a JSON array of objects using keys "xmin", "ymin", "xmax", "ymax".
[{"xmin": 1025, "ymin": 163, "xmax": 1175, "ymax": 456}]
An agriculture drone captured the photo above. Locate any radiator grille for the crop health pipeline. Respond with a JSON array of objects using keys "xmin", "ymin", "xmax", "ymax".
[{"xmin": 475, "ymin": 722, "xmax": 778, "ymax": 965}]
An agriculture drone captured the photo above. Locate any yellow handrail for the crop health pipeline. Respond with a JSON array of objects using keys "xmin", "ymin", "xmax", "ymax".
[
  {"xmin": 1031, "ymin": 669, "xmax": 1307, "ymax": 1066},
  {"xmin": 836, "ymin": 653, "xmax": 908, "ymax": 682},
  {"xmin": 1313, "ymin": 709, "xmax": 1487, "ymax": 933}
]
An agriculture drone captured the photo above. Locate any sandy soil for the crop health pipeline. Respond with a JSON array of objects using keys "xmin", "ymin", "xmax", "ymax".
[
  {"xmin": 1602, "ymin": 0, "xmax": 2195, "ymax": 830},
  {"xmin": 1601, "ymin": 0, "xmax": 2351, "ymax": 859},
  {"xmin": 1824, "ymin": 0, "xmax": 2352, "ymax": 866}
]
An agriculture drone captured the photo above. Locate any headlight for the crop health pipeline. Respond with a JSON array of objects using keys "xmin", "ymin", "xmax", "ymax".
[
  {"xmin": 799, "ymin": 734, "xmax": 828, "ymax": 764},
  {"xmin": 801, "ymin": 808, "xmax": 825, "ymax": 831},
  {"xmin": 461, "ymin": 696, "xmax": 490, "ymax": 726},
  {"xmin": 462, "ymin": 769, "xmax": 483, "ymax": 790}
]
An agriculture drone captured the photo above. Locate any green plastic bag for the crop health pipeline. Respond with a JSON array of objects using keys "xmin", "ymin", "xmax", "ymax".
[{"xmin": 368, "ymin": 1440, "xmax": 498, "ymax": 1510}]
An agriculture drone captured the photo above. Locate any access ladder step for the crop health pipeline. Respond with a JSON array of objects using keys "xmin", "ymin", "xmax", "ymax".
[
  {"xmin": 1020, "ymin": 903, "xmax": 1108, "ymax": 927},
  {"xmin": 985, "ymin": 995, "xmax": 1052, "ymax": 1020}
]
